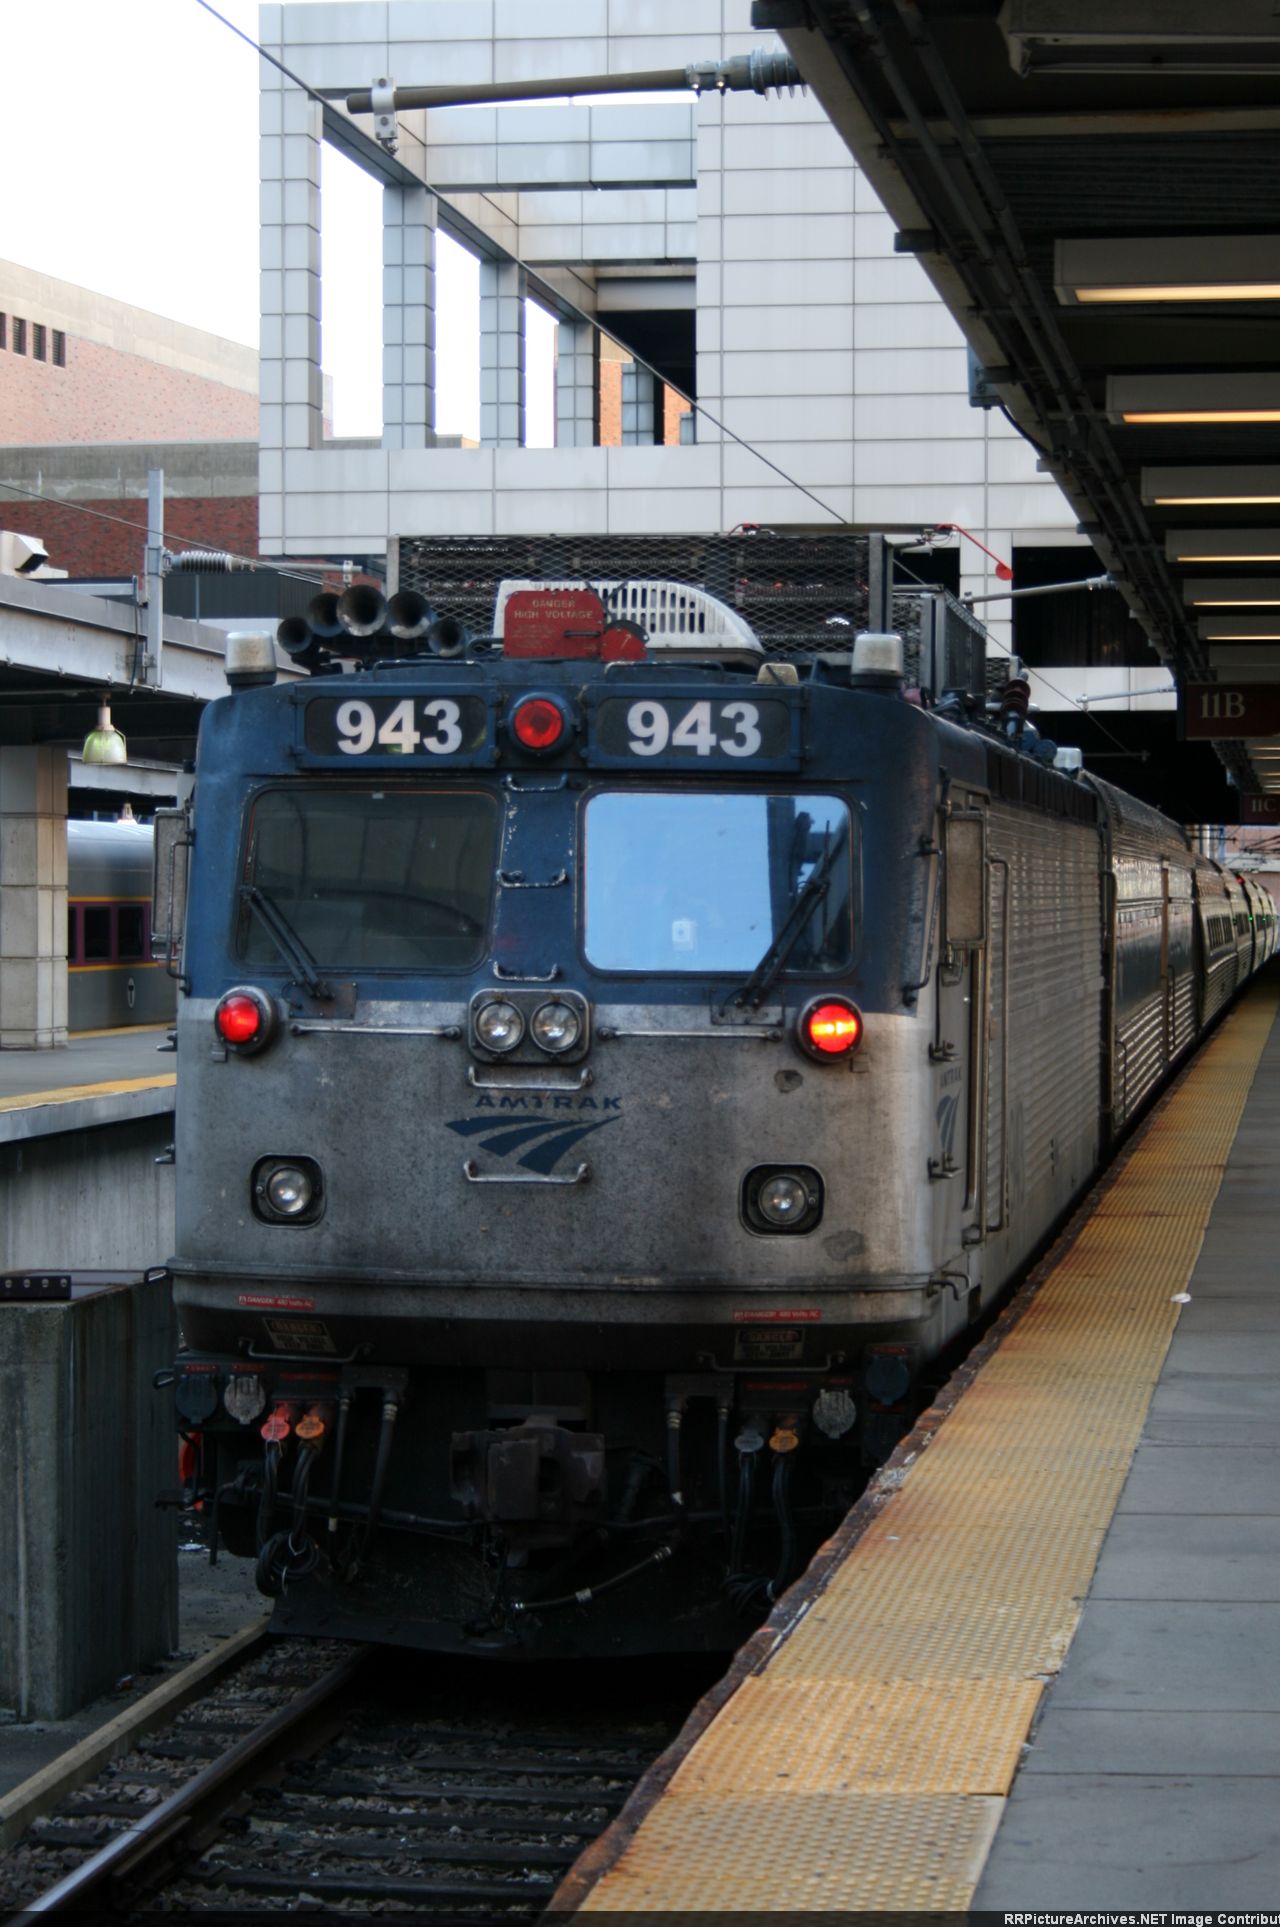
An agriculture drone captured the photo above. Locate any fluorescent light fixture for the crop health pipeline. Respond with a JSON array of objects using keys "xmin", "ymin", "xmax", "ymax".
[
  {"xmin": 1210, "ymin": 648, "xmax": 1280, "ymax": 677},
  {"xmin": 1057, "ymin": 237, "xmax": 1280, "ymax": 305},
  {"xmin": 1142, "ymin": 467, "xmax": 1280, "ymax": 507},
  {"xmin": 1165, "ymin": 529, "xmax": 1280, "ymax": 564},
  {"xmin": 1182, "ymin": 579, "xmax": 1280, "ymax": 606},
  {"xmin": 1107, "ymin": 373, "xmax": 1280, "ymax": 426},
  {"xmin": 1199, "ymin": 612, "xmax": 1280, "ymax": 640}
]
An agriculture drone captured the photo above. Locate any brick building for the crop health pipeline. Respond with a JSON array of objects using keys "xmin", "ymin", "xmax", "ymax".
[{"xmin": 0, "ymin": 260, "xmax": 259, "ymax": 577}]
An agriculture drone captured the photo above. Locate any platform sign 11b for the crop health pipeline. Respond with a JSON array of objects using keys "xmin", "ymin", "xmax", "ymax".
[{"xmin": 1182, "ymin": 683, "xmax": 1280, "ymax": 739}]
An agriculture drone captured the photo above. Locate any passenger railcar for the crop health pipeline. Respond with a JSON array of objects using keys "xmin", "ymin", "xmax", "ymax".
[
  {"xmin": 161, "ymin": 564, "xmax": 1274, "ymax": 1657},
  {"xmin": 68, "ymin": 819, "xmax": 175, "ymax": 1031}
]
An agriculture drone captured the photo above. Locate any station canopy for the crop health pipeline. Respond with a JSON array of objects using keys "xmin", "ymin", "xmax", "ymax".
[{"xmin": 766, "ymin": 0, "xmax": 1280, "ymax": 810}]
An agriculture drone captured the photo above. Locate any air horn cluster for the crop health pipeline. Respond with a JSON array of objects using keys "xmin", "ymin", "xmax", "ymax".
[{"xmin": 278, "ymin": 587, "xmax": 469, "ymax": 673}]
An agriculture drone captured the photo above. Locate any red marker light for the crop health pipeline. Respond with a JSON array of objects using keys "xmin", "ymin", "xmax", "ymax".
[
  {"xmin": 216, "ymin": 994, "xmax": 262, "ymax": 1045},
  {"xmin": 801, "ymin": 999, "xmax": 864, "ymax": 1059},
  {"xmin": 213, "ymin": 987, "xmax": 277, "ymax": 1054},
  {"xmin": 511, "ymin": 695, "xmax": 569, "ymax": 753}
]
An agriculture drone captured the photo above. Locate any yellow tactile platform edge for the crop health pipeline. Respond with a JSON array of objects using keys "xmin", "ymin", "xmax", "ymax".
[
  {"xmin": 0, "ymin": 1073, "xmax": 176, "ymax": 1114},
  {"xmin": 581, "ymin": 977, "xmax": 1280, "ymax": 1913}
]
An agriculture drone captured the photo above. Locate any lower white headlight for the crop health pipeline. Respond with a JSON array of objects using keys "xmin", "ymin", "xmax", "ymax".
[
  {"xmin": 265, "ymin": 1165, "xmax": 313, "ymax": 1217},
  {"xmin": 758, "ymin": 1173, "xmax": 811, "ymax": 1226}
]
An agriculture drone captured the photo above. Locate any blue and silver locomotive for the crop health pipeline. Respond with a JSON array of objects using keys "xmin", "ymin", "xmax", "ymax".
[{"xmin": 162, "ymin": 534, "xmax": 1274, "ymax": 1655}]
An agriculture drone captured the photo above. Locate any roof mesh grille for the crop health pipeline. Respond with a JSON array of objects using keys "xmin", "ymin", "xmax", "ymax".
[{"xmin": 398, "ymin": 532, "xmax": 875, "ymax": 657}]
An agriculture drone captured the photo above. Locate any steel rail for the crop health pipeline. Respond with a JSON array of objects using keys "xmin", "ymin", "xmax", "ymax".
[{"xmin": 16, "ymin": 1646, "xmax": 370, "ymax": 1916}]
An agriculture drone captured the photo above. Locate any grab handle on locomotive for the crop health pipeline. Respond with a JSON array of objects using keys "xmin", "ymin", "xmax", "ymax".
[
  {"xmin": 462, "ymin": 1157, "xmax": 592, "ymax": 1186},
  {"xmin": 466, "ymin": 1063, "xmax": 593, "ymax": 1094}
]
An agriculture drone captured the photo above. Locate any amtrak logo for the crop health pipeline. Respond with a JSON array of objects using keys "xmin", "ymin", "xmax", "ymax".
[
  {"xmin": 936, "ymin": 1091, "xmax": 960, "ymax": 1164},
  {"xmin": 446, "ymin": 1095, "xmax": 622, "ymax": 1175}
]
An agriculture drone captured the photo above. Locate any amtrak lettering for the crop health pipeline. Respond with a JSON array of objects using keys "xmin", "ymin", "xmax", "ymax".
[{"xmin": 446, "ymin": 1096, "xmax": 623, "ymax": 1175}]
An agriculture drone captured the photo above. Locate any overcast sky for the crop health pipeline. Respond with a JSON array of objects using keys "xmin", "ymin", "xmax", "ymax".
[{"xmin": 1, "ymin": 0, "xmax": 557, "ymax": 443}]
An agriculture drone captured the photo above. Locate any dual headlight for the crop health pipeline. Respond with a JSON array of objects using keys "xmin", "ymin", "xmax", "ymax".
[{"xmin": 474, "ymin": 997, "xmax": 583, "ymax": 1055}]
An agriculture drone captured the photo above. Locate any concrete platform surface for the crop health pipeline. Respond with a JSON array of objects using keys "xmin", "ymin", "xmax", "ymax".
[
  {"xmin": 0, "ymin": 1026, "xmax": 171, "ymax": 1100},
  {"xmin": 975, "ymin": 1004, "xmax": 1280, "ymax": 1909},
  {"xmin": 0, "ymin": 1027, "xmax": 174, "ymax": 1142}
]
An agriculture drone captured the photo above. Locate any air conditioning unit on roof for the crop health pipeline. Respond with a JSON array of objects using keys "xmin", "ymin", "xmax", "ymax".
[{"xmin": 494, "ymin": 578, "xmax": 763, "ymax": 663}]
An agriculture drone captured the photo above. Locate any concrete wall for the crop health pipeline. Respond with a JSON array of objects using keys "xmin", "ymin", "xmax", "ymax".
[
  {"xmin": 0, "ymin": 1113, "xmax": 175, "ymax": 1271},
  {"xmin": 0, "ymin": 1274, "xmax": 177, "ymax": 1719}
]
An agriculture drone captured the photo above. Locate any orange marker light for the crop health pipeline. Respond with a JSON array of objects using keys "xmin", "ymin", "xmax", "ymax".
[{"xmin": 802, "ymin": 1000, "xmax": 864, "ymax": 1058}]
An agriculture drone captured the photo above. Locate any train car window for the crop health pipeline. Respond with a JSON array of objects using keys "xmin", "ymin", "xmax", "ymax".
[
  {"xmin": 67, "ymin": 906, "xmax": 79, "ymax": 965},
  {"xmin": 117, "ymin": 905, "xmax": 146, "ymax": 961},
  {"xmin": 82, "ymin": 905, "xmax": 112, "ymax": 961},
  {"xmin": 238, "ymin": 787, "xmax": 499, "ymax": 971},
  {"xmin": 583, "ymin": 790, "xmax": 853, "ymax": 974}
]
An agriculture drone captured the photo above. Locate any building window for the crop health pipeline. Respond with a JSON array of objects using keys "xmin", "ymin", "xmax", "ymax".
[
  {"xmin": 0, "ymin": 314, "xmax": 6, "ymax": 350},
  {"xmin": 13, "ymin": 318, "xmax": 26, "ymax": 355},
  {"xmin": 32, "ymin": 323, "xmax": 46, "ymax": 361},
  {"xmin": 52, "ymin": 330, "xmax": 65, "ymax": 367}
]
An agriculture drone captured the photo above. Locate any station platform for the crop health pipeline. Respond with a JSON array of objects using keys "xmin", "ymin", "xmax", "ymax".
[
  {"xmin": 559, "ymin": 971, "xmax": 1280, "ymax": 1912},
  {"xmin": 0, "ymin": 1026, "xmax": 175, "ymax": 1143}
]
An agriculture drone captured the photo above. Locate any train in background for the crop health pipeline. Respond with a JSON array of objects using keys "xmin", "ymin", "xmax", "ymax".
[
  {"xmin": 68, "ymin": 817, "xmax": 175, "ymax": 1031},
  {"xmin": 157, "ymin": 532, "xmax": 1276, "ymax": 1659}
]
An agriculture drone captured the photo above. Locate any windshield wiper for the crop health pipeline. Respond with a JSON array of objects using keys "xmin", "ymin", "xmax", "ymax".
[
  {"xmin": 240, "ymin": 886, "xmax": 331, "ymax": 1001},
  {"xmin": 730, "ymin": 834, "xmax": 841, "ymax": 1013}
]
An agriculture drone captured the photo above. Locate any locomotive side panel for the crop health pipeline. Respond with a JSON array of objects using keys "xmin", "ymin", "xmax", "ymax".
[{"xmin": 981, "ymin": 799, "xmax": 1103, "ymax": 1287}]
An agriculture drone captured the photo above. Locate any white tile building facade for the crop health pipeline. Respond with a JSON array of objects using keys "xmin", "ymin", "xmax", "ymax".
[{"xmin": 257, "ymin": 0, "xmax": 1173, "ymax": 704}]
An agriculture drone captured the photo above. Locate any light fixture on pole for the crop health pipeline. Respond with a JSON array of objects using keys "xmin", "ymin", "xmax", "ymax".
[
  {"xmin": 82, "ymin": 702, "xmax": 127, "ymax": 767},
  {"xmin": 1055, "ymin": 236, "xmax": 1280, "ymax": 305}
]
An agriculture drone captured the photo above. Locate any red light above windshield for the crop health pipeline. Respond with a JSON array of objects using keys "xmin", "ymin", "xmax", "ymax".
[{"xmin": 511, "ymin": 696, "xmax": 569, "ymax": 752}]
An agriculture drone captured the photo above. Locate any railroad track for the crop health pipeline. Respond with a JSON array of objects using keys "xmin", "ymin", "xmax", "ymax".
[{"xmin": 1, "ymin": 1635, "xmax": 713, "ymax": 1918}]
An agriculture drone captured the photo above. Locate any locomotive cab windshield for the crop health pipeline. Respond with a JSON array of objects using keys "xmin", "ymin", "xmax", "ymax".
[{"xmin": 583, "ymin": 790, "xmax": 853, "ymax": 977}]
